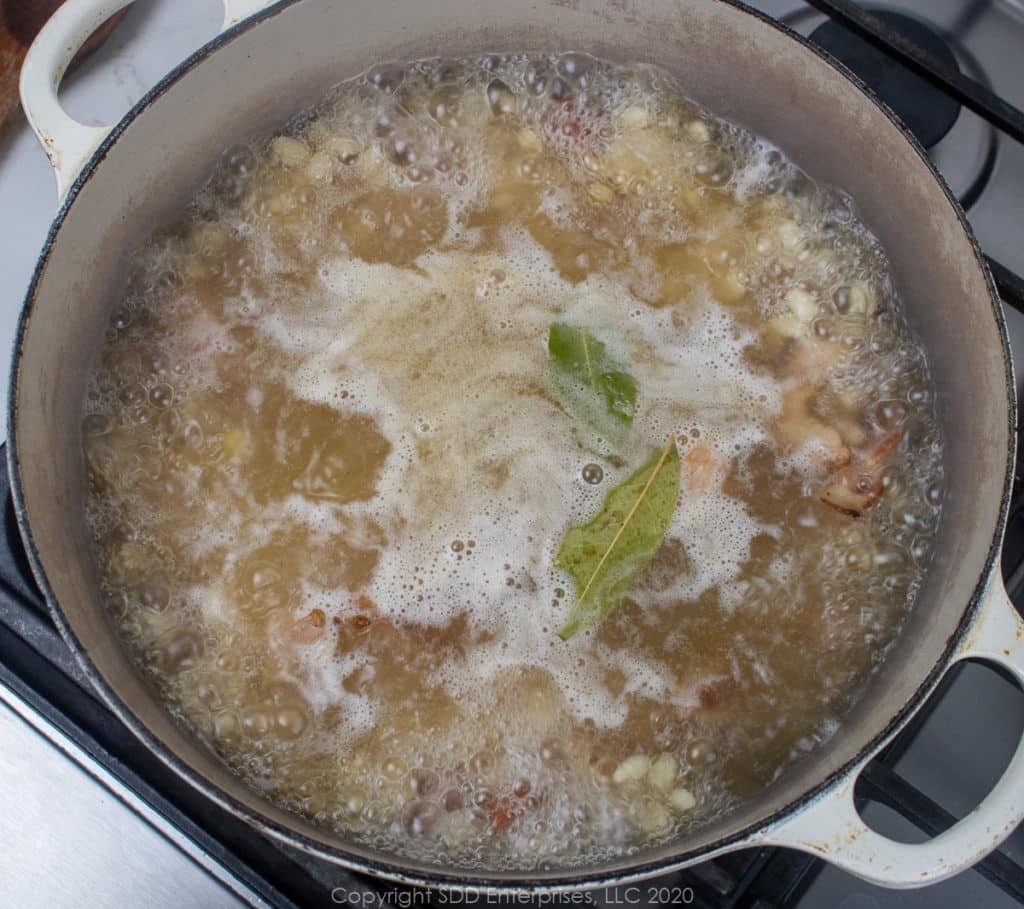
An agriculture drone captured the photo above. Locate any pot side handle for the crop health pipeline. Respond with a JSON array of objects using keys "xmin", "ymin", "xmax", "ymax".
[
  {"xmin": 19, "ymin": 0, "xmax": 280, "ymax": 203},
  {"xmin": 754, "ymin": 575, "xmax": 1024, "ymax": 888}
]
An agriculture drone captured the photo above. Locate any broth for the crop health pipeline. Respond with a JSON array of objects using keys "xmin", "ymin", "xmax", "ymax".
[{"xmin": 81, "ymin": 53, "xmax": 944, "ymax": 870}]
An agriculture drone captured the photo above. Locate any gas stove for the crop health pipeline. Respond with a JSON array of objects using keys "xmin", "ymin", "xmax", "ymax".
[{"xmin": 1, "ymin": 2, "xmax": 1023, "ymax": 907}]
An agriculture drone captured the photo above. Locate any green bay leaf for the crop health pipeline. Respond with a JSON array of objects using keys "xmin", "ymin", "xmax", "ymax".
[
  {"xmin": 555, "ymin": 438, "xmax": 681, "ymax": 640},
  {"xmin": 548, "ymin": 323, "xmax": 637, "ymax": 438}
]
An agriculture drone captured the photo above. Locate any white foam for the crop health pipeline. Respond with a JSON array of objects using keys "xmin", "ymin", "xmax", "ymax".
[
  {"xmin": 224, "ymin": 228, "xmax": 784, "ymax": 728},
  {"xmin": 731, "ymin": 138, "xmax": 780, "ymax": 201}
]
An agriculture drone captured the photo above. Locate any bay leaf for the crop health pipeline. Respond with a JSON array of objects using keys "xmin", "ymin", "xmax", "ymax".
[
  {"xmin": 555, "ymin": 438, "xmax": 681, "ymax": 640},
  {"xmin": 548, "ymin": 322, "xmax": 637, "ymax": 437}
]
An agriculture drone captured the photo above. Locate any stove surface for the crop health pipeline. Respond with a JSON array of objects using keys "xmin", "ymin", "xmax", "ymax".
[{"xmin": 1, "ymin": 2, "xmax": 1023, "ymax": 907}]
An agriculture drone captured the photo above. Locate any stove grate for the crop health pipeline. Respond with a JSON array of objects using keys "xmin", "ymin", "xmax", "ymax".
[{"xmin": 802, "ymin": 0, "xmax": 1024, "ymax": 144}]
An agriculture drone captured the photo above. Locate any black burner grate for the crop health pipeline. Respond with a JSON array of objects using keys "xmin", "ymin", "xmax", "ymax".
[
  {"xmin": 4, "ymin": 3, "xmax": 1024, "ymax": 907},
  {"xmin": 802, "ymin": 0, "xmax": 1024, "ymax": 145}
]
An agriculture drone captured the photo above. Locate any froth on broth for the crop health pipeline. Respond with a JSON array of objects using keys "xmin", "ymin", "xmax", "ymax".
[{"xmin": 81, "ymin": 53, "xmax": 944, "ymax": 870}]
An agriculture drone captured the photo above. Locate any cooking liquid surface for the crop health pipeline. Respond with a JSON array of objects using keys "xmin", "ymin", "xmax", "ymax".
[{"xmin": 81, "ymin": 54, "xmax": 944, "ymax": 870}]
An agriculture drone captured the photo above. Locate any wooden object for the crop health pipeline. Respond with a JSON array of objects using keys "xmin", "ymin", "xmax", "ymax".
[{"xmin": 1, "ymin": 1, "xmax": 126, "ymax": 138}]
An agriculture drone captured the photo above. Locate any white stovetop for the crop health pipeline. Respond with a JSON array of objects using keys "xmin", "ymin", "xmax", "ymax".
[{"xmin": 0, "ymin": 3, "xmax": 251, "ymax": 907}]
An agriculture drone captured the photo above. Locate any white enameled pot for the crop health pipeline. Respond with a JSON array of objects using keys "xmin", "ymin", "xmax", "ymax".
[{"xmin": 12, "ymin": 0, "xmax": 1024, "ymax": 891}]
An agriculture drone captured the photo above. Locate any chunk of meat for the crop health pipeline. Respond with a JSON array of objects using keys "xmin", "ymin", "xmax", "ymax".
[
  {"xmin": 332, "ymin": 593, "xmax": 379, "ymax": 648},
  {"xmin": 697, "ymin": 675, "xmax": 743, "ymax": 712},
  {"xmin": 290, "ymin": 608, "xmax": 326, "ymax": 645},
  {"xmin": 677, "ymin": 673, "xmax": 751, "ymax": 732},
  {"xmin": 683, "ymin": 441, "xmax": 726, "ymax": 493},
  {"xmin": 487, "ymin": 783, "xmax": 542, "ymax": 832},
  {"xmin": 265, "ymin": 607, "xmax": 325, "ymax": 677},
  {"xmin": 489, "ymin": 796, "xmax": 521, "ymax": 831},
  {"xmin": 820, "ymin": 429, "xmax": 904, "ymax": 518}
]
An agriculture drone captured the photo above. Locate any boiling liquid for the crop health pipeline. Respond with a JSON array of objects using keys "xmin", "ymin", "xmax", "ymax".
[{"xmin": 82, "ymin": 53, "xmax": 944, "ymax": 869}]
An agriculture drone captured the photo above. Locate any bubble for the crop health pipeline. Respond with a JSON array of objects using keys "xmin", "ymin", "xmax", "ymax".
[
  {"xmin": 442, "ymin": 789, "xmax": 464, "ymax": 812},
  {"xmin": 581, "ymin": 463, "xmax": 604, "ymax": 484},
  {"xmin": 240, "ymin": 704, "xmax": 271, "ymax": 738},
  {"xmin": 139, "ymin": 583, "xmax": 170, "ymax": 611},
  {"xmin": 119, "ymin": 384, "xmax": 146, "ymax": 406},
  {"xmin": 486, "ymin": 79, "xmax": 516, "ymax": 117},
  {"xmin": 429, "ymin": 85, "xmax": 463, "ymax": 128},
  {"xmin": 386, "ymin": 137, "xmax": 417, "ymax": 166},
  {"xmin": 110, "ymin": 307, "xmax": 132, "ymax": 332},
  {"xmin": 686, "ymin": 739, "xmax": 717, "ymax": 766},
  {"xmin": 407, "ymin": 164, "xmax": 435, "ymax": 184},
  {"xmin": 910, "ymin": 537, "xmax": 933, "ymax": 562},
  {"xmin": 212, "ymin": 711, "xmax": 240, "ymax": 744},
  {"xmin": 409, "ymin": 768, "xmax": 439, "ymax": 795},
  {"xmin": 373, "ymin": 112, "xmax": 397, "ymax": 137},
  {"xmin": 224, "ymin": 145, "xmax": 257, "ymax": 177},
  {"xmin": 149, "ymin": 384, "xmax": 174, "ymax": 408},
  {"xmin": 830, "ymin": 286, "xmax": 852, "ymax": 314},
  {"xmin": 548, "ymin": 76, "xmax": 573, "ymax": 102},
  {"xmin": 275, "ymin": 706, "xmax": 309, "ymax": 739},
  {"xmin": 524, "ymin": 65, "xmax": 549, "ymax": 96},
  {"xmin": 880, "ymin": 465, "xmax": 904, "ymax": 496},
  {"xmin": 367, "ymin": 64, "xmax": 405, "ymax": 93},
  {"xmin": 897, "ymin": 505, "xmax": 930, "ymax": 531},
  {"xmin": 907, "ymin": 385, "xmax": 930, "ymax": 406},
  {"xmin": 556, "ymin": 53, "xmax": 594, "ymax": 87},
  {"xmin": 404, "ymin": 802, "xmax": 439, "ymax": 836},
  {"xmin": 875, "ymin": 400, "xmax": 908, "ymax": 429},
  {"xmin": 693, "ymin": 150, "xmax": 733, "ymax": 187}
]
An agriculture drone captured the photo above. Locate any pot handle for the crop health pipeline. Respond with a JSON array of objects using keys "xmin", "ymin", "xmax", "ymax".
[
  {"xmin": 754, "ymin": 574, "xmax": 1024, "ymax": 888},
  {"xmin": 19, "ymin": 0, "xmax": 280, "ymax": 203}
]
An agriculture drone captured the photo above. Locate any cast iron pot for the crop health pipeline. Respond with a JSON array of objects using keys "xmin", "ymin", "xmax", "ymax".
[{"xmin": 11, "ymin": 0, "xmax": 1024, "ymax": 892}]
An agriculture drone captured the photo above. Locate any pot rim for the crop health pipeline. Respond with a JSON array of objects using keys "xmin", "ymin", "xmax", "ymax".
[{"xmin": 5, "ymin": 0, "xmax": 1016, "ymax": 892}]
